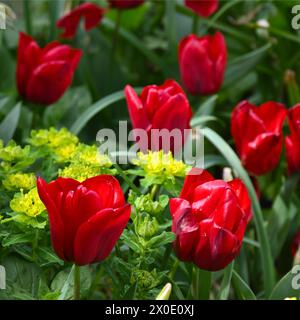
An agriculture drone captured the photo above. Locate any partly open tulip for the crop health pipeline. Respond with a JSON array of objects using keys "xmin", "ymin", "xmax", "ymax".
[
  {"xmin": 170, "ymin": 168, "xmax": 252, "ymax": 271},
  {"xmin": 231, "ymin": 101, "xmax": 287, "ymax": 176},
  {"xmin": 124, "ymin": 80, "xmax": 192, "ymax": 154},
  {"xmin": 56, "ymin": 2, "xmax": 106, "ymax": 39},
  {"xmin": 109, "ymin": 0, "xmax": 144, "ymax": 9},
  {"xmin": 17, "ymin": 32, "xmax": 82, "ymax": 105},
  {"xmin": 37, "ymin": 175, "xmax": 131, "ymax": 265},
  {"xmin": 185, "ymin": 0, "xmax": 218, "ymax": 17},
  {"xmin": 285, "ymin": 104, "xmax": 300, "ymax": 174},
  {"xmin": 179, "ymin": 32, "xmax": 227, "ymax": 95}
]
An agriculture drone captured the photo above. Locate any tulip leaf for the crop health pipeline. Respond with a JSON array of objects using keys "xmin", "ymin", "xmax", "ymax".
[
  {"xmin": 217, "ymin": 262, "xmax": 234, "ymax": 300},
  {"xmin": 269, "ymin": 267, "xmax": 300, "ymax": 300},
  {"xmin": 191, "ymin": 115, "xmax": 219, "ymax": 128},
  {"xmin": 232, "ymin": 270, "xmax": 256, "ymax": 300},
  {"xmin": 203, "ymin": 127, "xmax": 275, "ymax": 297},
  {"xmin": 223, "ymin": 43, "xmax": 271, "ymax": 87},
  {"xmin": 70, "ymin": 88, "xmax": 142, "ymax": 135},
  {"xmin": 0, "ymin": 102, "xmax": 21, "ymax": 144},
  {"xmin": 195, "ymin": 95, "xmax": 218, "ymax": 117}
]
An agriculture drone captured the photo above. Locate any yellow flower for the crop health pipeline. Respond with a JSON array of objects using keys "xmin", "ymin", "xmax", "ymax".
[
  {"xmin": 59, "ymin": 163, "xmax": 102, "ymax": 182},
  {"xmin": 10, "ymin": 188, "xmax": 45, "ymax": 218},
  {"xmin": 284, "ymin": 297, "xmax": 297, "ymax": 300},
  {"xmin": 72, "ymin": 144, "xmax": 111, "ymax": 167},
  {"xmin": 0, "ymin": 141, "xmax": 31, "ymax": 162},
  {"xmin": 28, "ymin": 127, "xmax": 79, "ymax": 162},
  {"xmin": 133, "ymin": 151, "xmax": 190, "ymax": 178},
  {"xmin": 3, "ymin": 173, "xmax": 36, "ymax": 191}
]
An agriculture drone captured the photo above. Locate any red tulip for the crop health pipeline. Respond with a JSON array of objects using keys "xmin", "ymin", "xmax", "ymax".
[
  {"xmin": 56, "ymin": 2, "xmax": 106, "ymax": 39},
  {"xmin": 124, "ymin": 80, "xmax": 192, "ymax": 154},
  {"xmin": 16, "ymin": 32, "xmax": 82, "ymax": 105},
  {"xmin": 170, "ymin": 168, "xmax": 252, "ymax": 271},
  {"xmin": 179, "ymin": 32, "xmax": 227, "ymax": 95},
  {"xmin": 231, "ymin": 101, "xmax": 287, "ymax": 176},
  {"xmin": 185, "ymin": 0, "xmax": 218, "ymax": 17},
  {"xmin": 109, "ymin": 0, "xmax": 144, "ymax": 9},
  {"xmin": 291, "ymin": 231, "xmax": 300, "ymax": 257},
  {"xmin": 285, "ymin": 104, "xmax": 300, "ymax": 174},
  {"xmin": 37, "ymin": 175, "xmax": 131, "ymax": 265}
]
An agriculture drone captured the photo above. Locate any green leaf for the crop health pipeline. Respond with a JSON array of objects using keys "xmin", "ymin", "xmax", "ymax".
[
  {"xmin": 217, "ymin": 262, "xmax": 234, "ymax": 300},
  {"xmin": 194, "ymin": 95, "xmax": 218, "ymax": 117},
  {"xmin": 2, "ymin": 233, "xmax": 34, "ymax": 247},
  {"xmin": 224, "ymin": 43, "xmax": 271, "ymax": 87},
  {"xmin": 232, "ymin": 270, "xmax": 257, "ymax": 300},
  {"xmin": 0, "ymin": 102, "xmax": 21, "ymax": 144},
  {"xmin": 203, "ymin": 127, "xmax": 275, "ymax": 297},
  {"xmin": 269, "ymin": 267, "xmax": 300, "ymax": 300},
  {"xmin": 121, "ymin": 229, "xmax": 141, "ymax": 253},
  {"xmin": 70, "ymin": 89, "xmax": 140, "ymax": 135},
  {"xmin": 36, "ymin": 247, "xmax": 64, "ymax": 266},
  {"xmin": 146, "ymin": 231, "xmax": 176, "ymax": 249},
  {"xmin": 191, "ymin": 115, "xmax": 219, "ymax": 128}
]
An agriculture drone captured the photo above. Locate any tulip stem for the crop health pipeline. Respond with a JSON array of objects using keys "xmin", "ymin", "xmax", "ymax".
[
  {"xmin": 23, "ymin": 0, "xmax": 32, "ymax": 35},
  {"xmin": 74, "ymin": 265, "xmax": 81, "ymax": 300},
  {"xmin": 191, "ymin": 267, "xmax": 212, "ymax": 300},
  {"xmin": 150, "ymin": 184, "xmax": 159, "ymax": 200},
  {"xmin": 192, "ymin": 15, "xmax": 200, "ymax": 34}
]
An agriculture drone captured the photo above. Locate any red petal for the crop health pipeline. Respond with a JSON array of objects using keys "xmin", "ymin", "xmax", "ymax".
[
  {"xmin": 74, "ymin": 205, "xmax": 131, "ymax": 265},
  {"xmin": 180, "ymin": 168, "xmax": 214, "ymax": 202},
  {"xmin": 37, "ymin": 177, "xmax": 66, "ymax": 261},
  {"xmin": 185, "ymin": 0, "xmax": 218, "ymax": 17},
  {"xmin": 81, "ymin": 175, "xmax": 125, "ymax": 209},
  {"xmin": 16, "ymin": 32, "xmax": 41, "ymax": 98},
  {"xmin": 125, "ymin": 85, "xmax": 151, "ymax": 130}
]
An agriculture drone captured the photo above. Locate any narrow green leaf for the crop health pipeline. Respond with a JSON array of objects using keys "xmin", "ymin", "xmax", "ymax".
[
  {"xmin": 232, "ymin": 270, "xmax": 257, "ymax": 300},
  {"xmin": 217, "ymin": 262, "xmax": 234, "ymax": 300},
  {"xmin": 224, "ymin": 43, "xmax": 271, "ymax": 87},
  {"xmin": 191, "ymin": 115, "xmax": 219, "ymax": 128},
  {"xmin": 203, "ymin": 127, "xmax": 275, "ymax": 296},
  {"xmin": 70, "ymin": 89, "xmax": 141, "ymax": 135},
  {"xmin": 0, "ymin": 102, "xmax": 21, "ymax": 144}
]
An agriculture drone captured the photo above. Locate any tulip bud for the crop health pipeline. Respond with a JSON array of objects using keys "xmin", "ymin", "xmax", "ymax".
[
  {"xmin": 184, "ymin": 0, "xmax": 218, "ymax": 17},
  {"xmin": 179, "ymin": 32, "xmax": 227, "ymax": 95},
  {"xmin": 156, "ymin": 283, "xmax": 172, "ymax": 300},
  {"xmin": 137, "ymin": 213, "xmax": 159, "ymax": 239}
]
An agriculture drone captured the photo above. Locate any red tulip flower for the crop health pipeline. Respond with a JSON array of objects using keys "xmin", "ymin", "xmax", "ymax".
[
  {"xmin": 37, "ymin": 175, "xmax": 131, "ymax": 265},
  {"xmin": 285, "ymin": 104, "xmax": 300, "ymax": 174},
  {"xmin": 231, "ymin": 101, "xmax": 287, "ymax": 176},
  {"xmin": 291, "ymin": 231, "xmax": 300, "ymax": 257},
  {"xmin": 109, "ymin": 0, "xmax": 144, "ymax": 9},
  {"xmin": 185, "ymin": 0, "xmax": 218, "ymax": 17},
  {"xmin": 170, "ymin": 168, "xmax": 252, "ymax": 271},
  {"xmin": 16, "ymin": 32, "xmax": 82, "ymax": 105},
  {"xmin": 124, "ymin": 80, "xmax": 192, "ymax": 154},
  {"xmin": 179, "ymin": 32, "xmax": 227, "ymax": 95},
  {"xmin": 56, "ymin": 2, "xmax": 106, "ymax": 39}
]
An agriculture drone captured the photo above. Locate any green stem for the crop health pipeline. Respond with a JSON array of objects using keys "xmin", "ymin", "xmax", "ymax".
[
  {"xmin": 191, "ymin": 267, "xmax": 212, "ymax": 300},
  {"xmin": 150, "ymin": 184, "xmax": 159, "ymax": 200},
  {"xmin": 217, "ymin": 262, "xmax": 234, "ymax": 300},
  {"xmin": 32, "ymin": 229, "xmax": 39, "ymax": 261},
  {"xmin": 87, "ymin": 265, "xmax": 103, "ymax": 298},
  {"xmin": 192, "ymin": 15, "xmax": 200, "ymax": 34},
  {"xmin": 74, "ymin": 265, "xmax": 81, "ymax": 300},
  {"xmin": 168, "ymin": 259, "xmax": 179, "ymax": 280},
  {"xmin": 23, "ymin": 0, "xmax": 32, "ymax": 35}
]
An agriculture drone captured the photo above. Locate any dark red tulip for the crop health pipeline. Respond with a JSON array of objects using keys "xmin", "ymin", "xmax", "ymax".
[
  {"xmin": 56, "ymin": 2, "xmax": 106, "ymax": 39},
  {"xmin": 231, "ymin": 101, "xmax": 287, "ymax": 176},
  {"xmin": 125, "ymin": 80, "xmax": 192, "ymax": 154},
  {"xmin": 291, "ymin": 231, "xmax": 300, "ymax": 257},
  {"xmin": 285, "ymin": 104, "xmax": 300, "ymax": 174},
  {"xmin": 185, "ymin": 0, "xmax": 218, "ymax": 17},
  {"xmin": 179, "ymin": 32, "xmax": 227, "ymax": 95},
  {"xmin": 37, "ymin": 175, "xmax": 131, "ymax": 265},
  {"xmin": 170, "ymin": 168, "xmax": 252, "ymax": 271},
  {"xmin": 16, "ymin": 32, "xmax": 82, "ymax": 105},
  {"xmin": 109, "ymin": 0, "xmax": 144, "ymax": 9}
]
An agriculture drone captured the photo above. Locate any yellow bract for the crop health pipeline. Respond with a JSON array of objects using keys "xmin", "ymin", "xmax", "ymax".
[
  {"xmin": 10, "ymin": 188, "xmax": 45, "ymax": 218},
  {"xmin": 3, "ymin": 173, "xmax": 36, "ymax": 191}
]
